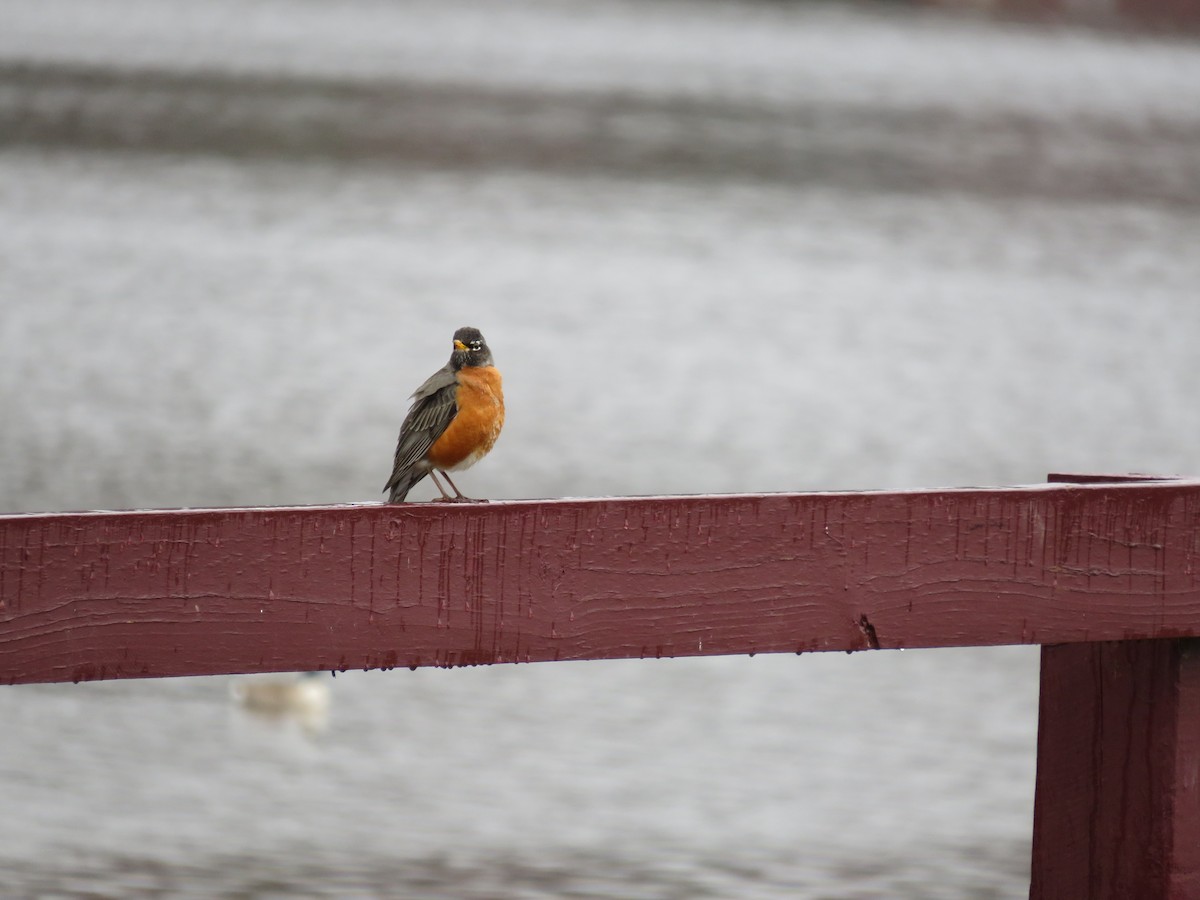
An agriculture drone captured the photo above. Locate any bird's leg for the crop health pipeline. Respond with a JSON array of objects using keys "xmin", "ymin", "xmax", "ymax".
[
  {"xmin": 439, "ymin": 471, "xmax": 465, "ymax": 499},
  {"xmin": 439, "ymin": 468, "xmax": 480, "ymax": 504},
  {"xmin": 428, "ymin": 470, "xmax": 454, "ymax": 501}
]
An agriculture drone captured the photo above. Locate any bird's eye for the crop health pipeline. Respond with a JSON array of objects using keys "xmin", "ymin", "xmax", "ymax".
[{"xmin": 470, "ymin": 341, "xmax": 482, "ymax": 351}]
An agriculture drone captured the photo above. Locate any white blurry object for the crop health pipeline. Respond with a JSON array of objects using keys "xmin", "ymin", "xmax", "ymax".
[{"xmin": 230, "ymin": 672, "xmax": 331, "ymax": 731}]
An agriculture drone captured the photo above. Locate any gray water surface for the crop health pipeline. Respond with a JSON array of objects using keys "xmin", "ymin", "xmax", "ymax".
[{"xmin": 2, "ymin": 0, "xmax": 1199, "ymax": 896}]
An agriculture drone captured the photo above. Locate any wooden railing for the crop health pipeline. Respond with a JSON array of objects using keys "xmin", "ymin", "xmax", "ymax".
[{"xmin": 3, "ymin": 474, "xmax": 1199, "ymax": 898}]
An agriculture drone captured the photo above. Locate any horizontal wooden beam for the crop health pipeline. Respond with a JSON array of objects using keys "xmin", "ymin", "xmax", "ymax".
[{"xmin": 3, "ymin": 480, "xmax": 1200, "ymax": 684}]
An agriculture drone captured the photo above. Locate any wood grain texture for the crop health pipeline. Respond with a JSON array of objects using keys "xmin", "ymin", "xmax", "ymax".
[
  {"xmin": 2, "ymin": 480, "xmax": 1200, "ymax": 684},
  {"xmin": 1030, "ymin": 640, "xmax": 1200, "ymax": 899}
]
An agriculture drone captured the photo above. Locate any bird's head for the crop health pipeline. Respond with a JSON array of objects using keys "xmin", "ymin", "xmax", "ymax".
[{"xmin": 450, "ymin": 326, "xmax": 493, "ymax": 369}]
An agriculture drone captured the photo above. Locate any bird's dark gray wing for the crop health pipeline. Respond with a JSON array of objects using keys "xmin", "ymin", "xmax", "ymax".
[{"xmin": 383, "ymin": 366, "xmax": 459, "ymax": 498}]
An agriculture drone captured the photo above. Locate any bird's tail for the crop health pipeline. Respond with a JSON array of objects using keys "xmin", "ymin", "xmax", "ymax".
[{"xmin": 384, "ymin": 467, "xmax": 426, "ymax": 504}]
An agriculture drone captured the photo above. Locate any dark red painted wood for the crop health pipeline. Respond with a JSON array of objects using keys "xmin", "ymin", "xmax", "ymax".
[
  {"xmin": 1029, "ymin": 473, "xmax": 1200, "ymax": 899},
  {"xmin": 1030, "ymin": 640, "xmax": 1200, "ymax": 899},
  {"xmin": 3, "ymin": 480, "xmax": 1200, "ymax": 684},
  {"xmin": 1047, "ymin": 472, "xmax": 1175, "ymax": 484}
]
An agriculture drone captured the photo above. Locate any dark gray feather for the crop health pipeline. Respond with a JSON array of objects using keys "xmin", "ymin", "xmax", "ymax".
[{"xmin": 383, "ymin": 366, "xmax": 459, "ymax": 501}]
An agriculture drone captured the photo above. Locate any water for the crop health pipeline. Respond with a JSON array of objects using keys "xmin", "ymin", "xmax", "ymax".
[
  {"xmin": 2, "ymin": 0, "xmax": 1199, "ymax": 895},
  {"xmin": 1, "ymin": 652, "xmax": 1037, "ymax": 898}
]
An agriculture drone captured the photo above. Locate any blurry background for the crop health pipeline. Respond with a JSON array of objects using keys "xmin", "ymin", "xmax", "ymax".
[{"xmin": 2, "ymin": 0, "xmax": 1199, "ymax": 896}]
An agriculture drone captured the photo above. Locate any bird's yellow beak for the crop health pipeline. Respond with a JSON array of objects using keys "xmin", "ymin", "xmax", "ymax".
[{"xmin": 454, "ymin": 339, "xmax": 468, "ymax": 352}]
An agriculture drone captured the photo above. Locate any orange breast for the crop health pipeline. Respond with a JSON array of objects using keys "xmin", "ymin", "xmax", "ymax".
[{"xmin": 426, "ymin": 365, "xmax": 505, "ymax": 471}]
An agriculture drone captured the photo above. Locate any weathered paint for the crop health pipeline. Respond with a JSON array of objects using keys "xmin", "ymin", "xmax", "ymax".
[
  {"xmin": 2, "ymin": 479, "xmax": 1199, "ymax": 685},
  {"xmin": 1030, "ymin": 639, "xmax": 1200, "ymax": 899},
  {"xmin": 1028, "ymin": 473, "xmax": 1200, "ymax": 900}
]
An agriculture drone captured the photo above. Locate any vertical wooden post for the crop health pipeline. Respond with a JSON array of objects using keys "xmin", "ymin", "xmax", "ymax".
[
  {"xmin": 1032, "ymin": 473, "xmax": 1200, "ymax": 898},
  {"xmin": 1029, "ymin": 639, "xmax": 1200, "ymax": 898}
]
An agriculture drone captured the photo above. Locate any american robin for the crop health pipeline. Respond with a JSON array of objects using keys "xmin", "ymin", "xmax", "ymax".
[{"xmin": 383, "ymin": 326, "xmax": 505, "ymax": 503}]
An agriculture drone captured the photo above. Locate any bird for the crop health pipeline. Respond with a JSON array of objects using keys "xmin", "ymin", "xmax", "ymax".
[
  {"xmin": 230, "ymin": 671, "xmax": 331, "ymax": 730},
  {"xmin": 384, "ymin": 326, "xmax": 505, "ymax": 503}
]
